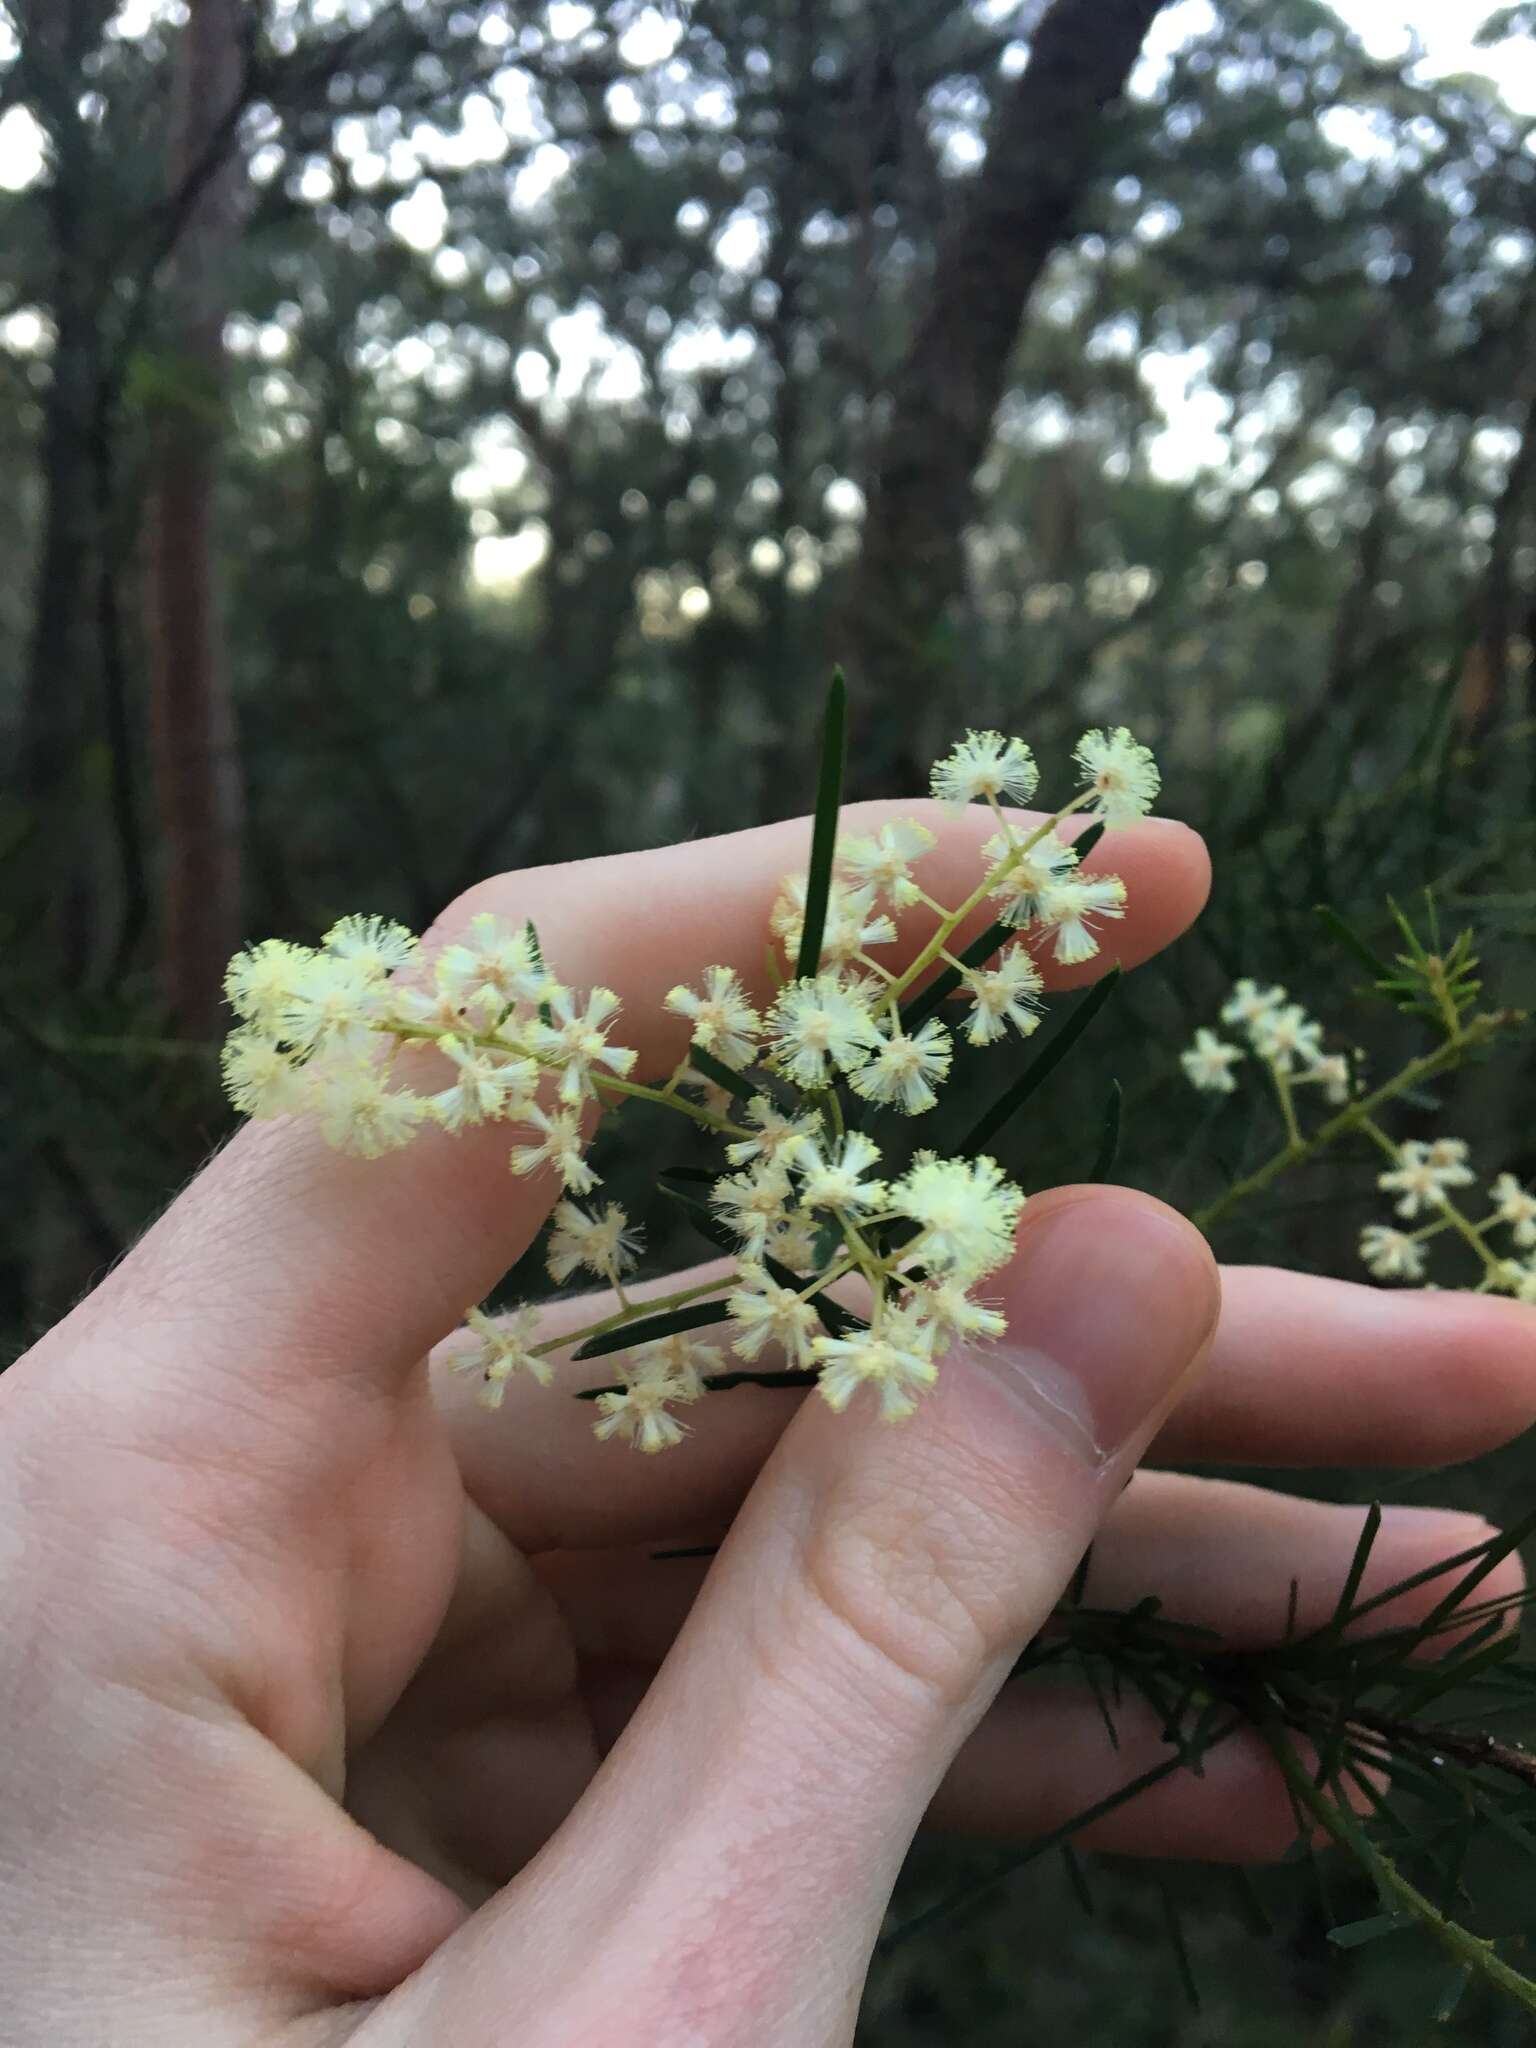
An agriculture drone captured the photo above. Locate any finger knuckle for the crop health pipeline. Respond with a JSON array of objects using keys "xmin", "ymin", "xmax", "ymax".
[{"xmin": 797, "ymin": 1479, "xmax": 1016, "ymax": 1711}]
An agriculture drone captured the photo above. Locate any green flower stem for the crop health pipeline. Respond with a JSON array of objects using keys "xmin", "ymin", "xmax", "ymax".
[
  {"xmin": 1268, "ymin": 1733, "xmax": 1536, "ymax": 2016},
  {"xmin": 531, "ymin": 1273, "xmax": 736, "ymax": 1361},
  {"xmin": 885, "ymin": 797, "xmax": 1090, "ymax": 1007},
  {"xmin": 592, "ymin": 1072, "xmax": 751, "ymax": 1138},
  {"xmin": 385, "ymin": 1018, "xmax": 751, "ymax": 1138},
  {"xmin": 1192, "ymin": 1013, "xmax": 1512, "ymax": 1235},
  {"xmin": 795, "ymin": 1253, "xmax": 858, "ymax": 1303},
  {"xmin": 1270, "ymin": 1062, "xmax": 1304, "ymax": 1150}
]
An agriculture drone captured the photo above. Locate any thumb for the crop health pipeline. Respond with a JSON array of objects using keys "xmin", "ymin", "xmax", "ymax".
[{"xmin": 422, "ymin": 1188, "xmax": 1217, "ymax": 2047}]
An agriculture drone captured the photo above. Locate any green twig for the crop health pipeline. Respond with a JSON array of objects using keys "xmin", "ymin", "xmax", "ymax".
[{"xmin": 1267, "ymin": 1733, "xmax": 1536, "ymax": 2016}]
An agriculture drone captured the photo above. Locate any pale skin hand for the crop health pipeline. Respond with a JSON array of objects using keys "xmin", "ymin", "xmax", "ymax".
[{"xmin": 2, "ymin": 803, "xmax": 1533, "ymax": 2048}]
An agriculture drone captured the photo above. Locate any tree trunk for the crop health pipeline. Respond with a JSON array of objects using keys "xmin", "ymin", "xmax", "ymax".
[
  {"xmin": 1459, "ymin": 317, "xmax": 1536, "ymax": 742},
  {"xmin": 143, "ymin": 0, "xmax": 246, "ymax": 1038},
  {"xmin": 17, "ymin": 1, "xmax": 111, "ymax": 984},
  {"xmin": 842, "ymin": 0, "xmax": 1168, "ymax": 788}
]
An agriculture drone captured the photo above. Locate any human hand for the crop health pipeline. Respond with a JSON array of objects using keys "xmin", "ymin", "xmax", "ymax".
[{"xmin": 4, "ymin": 804, "xmax": 1532, "ymax": 2047}]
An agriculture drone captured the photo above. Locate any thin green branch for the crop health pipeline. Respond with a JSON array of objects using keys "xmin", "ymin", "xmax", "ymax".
[
  {"xmin": 1267, "ymin": 1733, "xmax": 1536, "ymax": 2015},
  {"xmin": 1193, "ymin": 1010, "xmax": 1518, "ymax": 1234}
]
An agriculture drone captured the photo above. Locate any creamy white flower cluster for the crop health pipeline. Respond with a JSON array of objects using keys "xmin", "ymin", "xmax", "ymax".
[
  {"xmin": 1181, "ymin": 980, "xmax": 1352, "ymax": 1106},
  {"xmin": 220, "ymin": 725, "xmax": 1160, "ymax": 1450},
  {"xmin": 222, "ymin": 911, "xmax": 634, "ymax": 1175},
  {"xmin": 1179, "ymin": 980, "xmax": 1531, "ymax": 1301},
  {"xmin": 1361, "ymin": 1149, "xmax": 1536, "ymax": 1300}
]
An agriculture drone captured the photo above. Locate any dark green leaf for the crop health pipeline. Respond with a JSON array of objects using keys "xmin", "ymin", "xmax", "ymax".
[
  {"xmin": 1436, "ymin": 1968, "xmax": 1473, "ymax": 2024},
  {"xmin": 1160, "ymin": 1891, "xmax": 1201, "ymax": 2008},
  {"xmin": 1073, "ymin": 819, "xmax": 1106, "ymax": 863},
  {"xmin": 1230, "ymin": 1869, "xmax": 1273, "ymax": 1938},
  {"xmin": 877, "ymin": 1742, "xmax": 1203, "ymax": 1955},
  {"xmin": 1388, "ymin": 1628, "xmax": 1520, "ymax": 1719},
  {"xmin": 1326, "ymin": 1913, "xmax": 1413, "ymax": 1950},
  {"xmin": 1336, "ymin": 1508, "xmax": 1536, "ymax": 1631},
  {"xmin": 573, "ymin": 1297, "xmax": 734, "ymax": 1362},
  {"xmin": 1089, "ymin": 1079, "xmax": 1122, "ymax": 1182},
  {"xmin": 1414, "ymin": 1501, "xmax": 1536, "ymax": 1643},
  {"xmin": 795, "ymin": 670, "xmax": 848, "ymax": 980},
  {"xmin": 1061, "ymin": 1844, "xmax": 1096, "ymax": 1917},
  {"xmin": 1067, "ymin": 1541, "xmax": 1093, "ymax": 1607},
  {"xmin": 961, "ymin": 968, "xmax": 1122, "ymax": 1156},
  {"xmin": 658, "ymin": 1165, "xmax": 737, "ymax": 1255},
  {"xmin": 1324, "ymin": 1502, "xmax": 1383, "ymax": 1637},
  {"xmin": 1315, "ymin": 904, "xmax": 1394, "ymax": 984}
]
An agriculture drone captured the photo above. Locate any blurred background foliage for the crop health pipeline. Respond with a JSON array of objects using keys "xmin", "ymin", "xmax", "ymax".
[{"xmin": 3, "ymin": 0, "xmax": 1536, "ymax": 2034}]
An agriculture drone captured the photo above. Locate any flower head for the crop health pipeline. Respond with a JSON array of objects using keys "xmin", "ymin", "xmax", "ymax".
[
  {"xmin": 795, "ymin": 1130, "xmax": 887, "ymax": 1213},
  {"xmin": 962, "ymin": 946, "xmax": 1043, "ymax": 1046},
  {"xmin": 388, "ymin": 981, "xmax": 472, "ymax": 1038},
  {"xmin": 220, "ymin": 1030, "xmax": 305, "ymax": 1118},
  {"xmin": 1181, "ymin": 1027, "xmax": 1243, "ymax": 1095},
  {"xmin": 1377, "ymin": 1138, "xmax": 1475, "ymax": 1220},
  {"xmin": 546, "ymin": 1200, "xmax": 642, "ymax": 1284},
  {"xmin": 430, "ymin": 1036, "xmax": 539, "ymax": 1130},
  {"xmin": 311, "ymin": 1057, "xmax": 426, "ymax": 1157},
  {"xmin": 1359, "ymin": 1224, "xmax": 1427, "ymax": 1284},
  {"xmin": 224, "ymin": 939, "xmax": 317, "ymax": 1034},
  {"xmin": 767, "ymin": 974, "xmax": 881, "ymax": 1090},
  {"xmin": 724, "ymin": 1095, "xmax": 821, "ymax": 1170},
  {"xmin": 1299, "ymin": 1052, "xmax": 1351, "ymax": 1105},
  {"xmin": 523, "ymin": 986, "xmax": 638, "ymax": 1106},
  {"xmin": 813, "ymin": 1307, "xmax": 939, "ymax": 1422},
  {"xmin": 910, "ymin": 1280, "xmax": 1007, "ymax": 1354},
  {"xmin": 1221, "ymin": 980, "xmax": 1288, "ymax": 1033},
  {"xmin": 456, "ymin": 1304, "xmax": 551, "ymax": 1408},
  {"xmin": 280, "ymin": 952, "xmax": 391, "ymax": 1049},
  {"xmin": 711, "ymin": 1162, "xmax": 795, "ymax": 1255},
  {"xmin": 837, "ymin": 818, "xmax": 937, "ymax": 909},
  {"xmin": 768, "ymin": 1212, "xmax": 824, "ymax": 1272},
  {"xmin": 890, "ymin": 1151, "xmax": 1024, "ymax": 1280},
  {"xmin": 727, "ymin": 1263, "xmax": 820, "ymax": 1367},
  {"xmin": 1036, "ymin": 873, "xmax": 1127, "ymax": 966},
  {"xmin": 434, "ymin": 914, "xmax": 551, "ymax": 1021},
  {"xmin": 509, "ymin": 1103, "xmax": 597, "ymax": 1193},
  {"xmin": 983, "ymin": 828, "xmax": 1079, "ymax": 928},
  {"xmin": 847, "ymin": 1016, "xmax": 953, "ymax": 1115},
  {"xmin": 770, "ymin": 876, "xmax": 897, "ymax": 969},
  {"xmin": 665, "ymin": 966, "xmax": 762, "ymax": 1068},
  {"xmin": 1074, "ymin": 727, "xmax": 1160, "ymax": 827},
  {"xmin": 1491, "ymin": 1172, "xmax": 1536, "ymax": 1249},
  {"xmin": 931, "ymin": 730, "xmax": 1039, "ymax": 810},
  {"xmin": 1249, "ymin": 1002, "xmax": 1323, "ymax": 1074},
  {"xmin": 322, "ymin": 914, "xmax": 419, "ymax": 980},
  {"xmin": 592, "ymin": 1335, "xmax": 715, "ymax": 1454}
]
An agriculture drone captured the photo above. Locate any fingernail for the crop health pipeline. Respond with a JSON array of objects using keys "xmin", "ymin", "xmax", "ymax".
[{"xmin": 969, "ymin": 1194, "xmax": 1216, "ymax": 1472}]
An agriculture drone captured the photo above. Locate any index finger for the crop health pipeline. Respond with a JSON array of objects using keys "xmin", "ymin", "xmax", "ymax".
[{"xmin": 42, "ymin": 801, "xmax": 1209, "ymax": 1407}]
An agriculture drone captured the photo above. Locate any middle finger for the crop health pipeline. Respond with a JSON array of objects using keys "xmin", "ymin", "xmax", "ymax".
[{"xmin": 437, "ymin": 1258, "xmax": 1536, "ymax": 1553}]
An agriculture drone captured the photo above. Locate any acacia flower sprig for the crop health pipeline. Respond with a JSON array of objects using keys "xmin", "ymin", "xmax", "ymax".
[
  {"xmin": 1183, "ymin": 944, "xmax": 1529, "ymax": 1295},
  {"xmin": 217, "ymin": 722, "xmax": 1158, "ymax": 1451}
]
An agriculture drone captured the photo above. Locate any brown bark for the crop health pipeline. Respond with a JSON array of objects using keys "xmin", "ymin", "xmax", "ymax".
[
  {"xmin": 143, "ymin": 0, "xmax": 246, "ymax": 1038},
  {"xmin": 842, "ymin": 0, "xmax": 1168, "ymax": 787}
]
